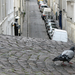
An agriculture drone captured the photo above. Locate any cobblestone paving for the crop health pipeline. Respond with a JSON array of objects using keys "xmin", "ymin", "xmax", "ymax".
[{"xmin": 0, "ymin": 35, "xmax": 75, "ymax": 75}]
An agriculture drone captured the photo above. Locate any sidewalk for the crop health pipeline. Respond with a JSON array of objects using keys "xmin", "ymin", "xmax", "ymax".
[{"xmin": 0, "ymin": 34, "xmax": 75, "ymax": 75}]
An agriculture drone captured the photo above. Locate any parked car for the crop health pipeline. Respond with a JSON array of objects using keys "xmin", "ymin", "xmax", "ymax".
[
  {"xmin": 46, "ymin": 22, "xmax": 56, "ymax": 28},
  {"xmin": 45, "ymin": 19, "xmax": 55, "ymax": 25},
  {"xmin": 38, "ymin": 1, "xmax": 44, "ymax": 8},
  {"xmin": 38, "ymin": 0, "xmax": 43, "ymax": 2},
  {"xmin": 46, "ymin": 24, "xmax": 58, "ymax": 32},
  {"xmin": 40, "ymin": 4, "xmax": 48, "ymax": 13},
  {"xmin": 48, "ymin": 28, "xmax": 55, "ymax": 39},
  {"xmin": 38, "ymin": 1, "xmax": 43, "ymax": 4},
  {"xmin": 44, "ymin": 15, "xmax": 53, "ymax": 22},
  {"xmin": 41, "ymin": 8, "xmax": 51, "ymax": 20},
  {"xmin": 51, "ymin": 29, "xmax": 68, "ymax": 42}
]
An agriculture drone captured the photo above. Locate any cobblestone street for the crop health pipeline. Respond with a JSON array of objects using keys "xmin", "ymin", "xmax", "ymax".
[{"xmin": 0, "ymin": 35, "xmax": 75, "ymax": 75}]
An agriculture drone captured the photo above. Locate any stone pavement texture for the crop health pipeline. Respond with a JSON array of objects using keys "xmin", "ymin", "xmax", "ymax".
[{"xmin": 0, "ymin": 35, "xmax": 75, "ymax": 75}]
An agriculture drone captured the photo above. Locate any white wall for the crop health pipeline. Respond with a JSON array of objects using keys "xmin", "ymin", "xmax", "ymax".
[
  {"xmin": 62, "ymin": 1, "xmax": 75, "ymax": 43},
  {"xmin": 0, "ymin": 0, "xmax": 14, "ymax": 35},
  {"xmin": 62, "ymin": 0, "xmax": 67, "ymax": 30},
  {"xmin": 0, "ymin": 0, "xmax": 26, "ymax": 36},
  {"xmin": 74, "ymin": 3, "xmax": 75, "ymax": 22}
]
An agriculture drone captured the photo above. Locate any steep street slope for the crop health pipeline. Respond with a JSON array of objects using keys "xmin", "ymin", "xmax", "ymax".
[{"xmin": 22, "ymin": 0, "xmax": 49, "ymax": 39}]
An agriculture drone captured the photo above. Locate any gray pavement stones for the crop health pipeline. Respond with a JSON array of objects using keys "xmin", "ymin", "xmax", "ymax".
[{"xmin": 0, "ymin": 35, "xmax": 74, "ymax": 75}]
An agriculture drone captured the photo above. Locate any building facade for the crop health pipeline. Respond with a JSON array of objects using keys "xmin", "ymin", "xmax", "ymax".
[
  {"xmin": 47, "ymin": 0, "xmax": 75, "ymax": 43},
  {"xmin": 0, "ymin": 0, "xmax": 14, "ymax": 35},
  {"xmin": 0, "ymin": 0, "xmax": 25, "ymax": 36},
  {"xmin": 59, "ymin": 0, "xmax": 75, "ymax": 42}
]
